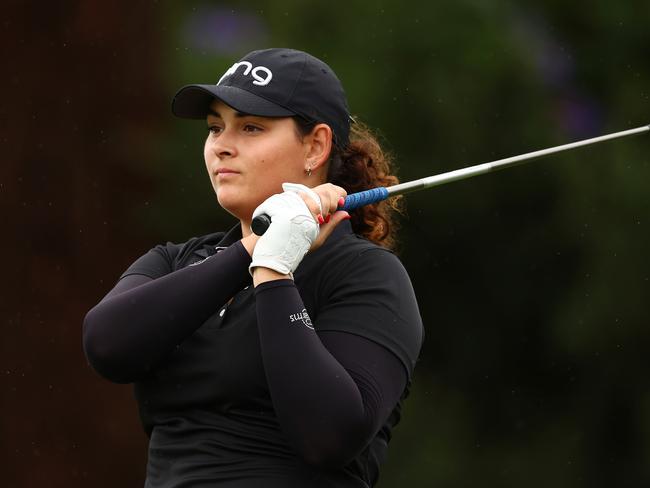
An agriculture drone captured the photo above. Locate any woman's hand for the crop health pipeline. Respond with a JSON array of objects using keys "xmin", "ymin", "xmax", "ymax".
[
  {"xmin": 245, "ymin": 182, "xmax": 349, "ymax": 256},
  {"xmin": 249, "ymin": 187, "xmax": 320, "ymax": 277},
  {"xmin": 248, "ymin": 183, "xmax": 349, "ymax": 285},
  {"xmin": 296, "ymin": 183, "xmax": 349, "ymax": 252}
]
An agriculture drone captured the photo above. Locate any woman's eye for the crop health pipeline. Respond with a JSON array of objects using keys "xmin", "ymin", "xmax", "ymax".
[
  {"xmin": 243, "ymin": 124, "xmax": 262, "ymax": 133},
  {"xmin": 207, "ymin": 126, "xmax": 222, "ymax": 135}
]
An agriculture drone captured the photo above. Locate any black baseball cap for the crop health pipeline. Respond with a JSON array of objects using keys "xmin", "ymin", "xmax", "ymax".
[{"xmin": 172, "ymin": 48, "xmax": 351, "ymax": 147}]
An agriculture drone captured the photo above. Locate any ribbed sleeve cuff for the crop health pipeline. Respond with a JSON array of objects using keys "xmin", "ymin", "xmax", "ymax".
[{"xmin": 253, "ymin": 278, "xmax": 296, "ymax": 295}]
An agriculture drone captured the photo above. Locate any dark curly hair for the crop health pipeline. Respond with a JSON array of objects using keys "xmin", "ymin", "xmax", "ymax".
[{"xmin": 294, "ymin": 117, "xmax": 403, "ymax": 250}]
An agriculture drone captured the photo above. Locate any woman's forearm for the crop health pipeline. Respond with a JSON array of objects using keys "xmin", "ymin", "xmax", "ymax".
[
  {"xmin": 254, "ymin": 280, "xmax": 390, "ymax": 468},
  {"xmin": 83, "ymin": 241, "xmax": 252, "ymax": 383}
]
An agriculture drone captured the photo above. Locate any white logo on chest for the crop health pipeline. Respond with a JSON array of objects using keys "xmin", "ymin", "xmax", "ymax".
[
  {"xmin": 289, "ymin": 308, "xmax": 314, "ymax": 330},
  {"xmin": 188, "ymin": 256, "xmax": 209, "ymax": 266},
  {"xmin": 218, "ymin": 61, "xmax": 273, "ymax": 86}
]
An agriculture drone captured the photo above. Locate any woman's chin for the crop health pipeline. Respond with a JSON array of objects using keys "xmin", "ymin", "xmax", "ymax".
[
  {"xmin": 216, "ymin": 195, "xmax": 252, "ymax": 222},
  {"xmin": 216, "ymin": 190, "xmax": 238, "ymax": 210}
]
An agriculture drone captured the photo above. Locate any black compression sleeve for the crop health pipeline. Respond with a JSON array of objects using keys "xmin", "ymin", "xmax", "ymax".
[
  {"xmin": 254, "ymin": 279, "xmax": 406, "ymax": 469},
  {"xmin": 83, "ymin": 241, "xmax": 251, "ymax": 383}
]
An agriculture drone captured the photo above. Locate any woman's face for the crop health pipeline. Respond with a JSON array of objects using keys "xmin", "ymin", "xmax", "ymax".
[{"xmin": 204, "ymin": 99, "xmax": 310, "ymax": 223}]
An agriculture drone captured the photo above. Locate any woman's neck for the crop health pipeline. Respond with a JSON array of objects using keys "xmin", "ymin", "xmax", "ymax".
[{"xmin": 240, "ymin": 220, "xmax": 252, "ymax": 238}]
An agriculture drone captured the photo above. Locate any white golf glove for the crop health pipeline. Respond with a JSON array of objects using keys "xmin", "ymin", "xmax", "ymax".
[{"xmin": 249, "ymin": 183, "xmax": 322, "ymax": 276}]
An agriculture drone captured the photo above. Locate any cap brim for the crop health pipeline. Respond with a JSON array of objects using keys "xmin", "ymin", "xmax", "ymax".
[{"xmin": 171, "ymin": 84, "xmax": 296, "ymax": 119}]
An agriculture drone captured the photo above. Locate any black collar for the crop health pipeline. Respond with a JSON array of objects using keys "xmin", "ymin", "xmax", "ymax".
[
  {"xmin": 216, "ymin": 223, "xmax": 244, "ymax": 248},
  {"xmin": 195, "ymin": 219, "xmax": 353, "ymax": 259}
]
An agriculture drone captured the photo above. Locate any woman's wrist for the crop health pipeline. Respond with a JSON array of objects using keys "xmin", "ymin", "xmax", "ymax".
[
  {"xmin": 252, "ymin": 267, "xmax": 292, "ymax": 287},
  {"xmin": 240, "ymin": 233, "xmax": 260, "ymax": 257},
  {"xmin": 243, "ymin": 231, "xmax": 292, "ymax": 285}
]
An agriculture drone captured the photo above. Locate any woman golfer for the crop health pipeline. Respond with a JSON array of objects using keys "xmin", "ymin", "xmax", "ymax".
[{"xmin": 83, "ymin": 48, "xmax": 424, "ymax": 488}]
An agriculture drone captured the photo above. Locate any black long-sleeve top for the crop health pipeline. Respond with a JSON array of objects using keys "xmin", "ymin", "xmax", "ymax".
[{"xmin": 83, "ymin": 221, "xmax": 424, "ymax": 487}]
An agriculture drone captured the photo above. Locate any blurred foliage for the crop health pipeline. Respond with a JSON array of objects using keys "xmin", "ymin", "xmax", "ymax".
[{"xmin": 135, "ymin": 1, "xmax": 649, "ymax": 486}]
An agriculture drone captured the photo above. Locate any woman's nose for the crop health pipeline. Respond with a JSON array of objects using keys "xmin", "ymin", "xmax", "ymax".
[{"xmin": 210, "ymin": 129, "xmax": 237, "ymax": 158}]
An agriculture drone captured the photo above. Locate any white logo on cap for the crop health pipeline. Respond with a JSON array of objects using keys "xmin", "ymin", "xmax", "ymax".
[{"xmin": 217, "ymin": 61, "xmax": 273, "ymax": 86}]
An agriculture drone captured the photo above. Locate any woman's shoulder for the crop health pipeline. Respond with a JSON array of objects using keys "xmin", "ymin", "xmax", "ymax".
[
  {"xmin": 161, "ymin": 230, "xmax": 230, "ymax": 269},
  {"xmin": 302, "ymin": 230, "xmax": 424, "ymax": 379},
  {"xmin": 299, "ymin": 226, "xmax": 411, "ymax": 294},
  {"xmin": 119, "ymin": 230, "xmax": 229, "ymax": 280},
  {"xmin": 322, "ymin": 230, "xmax": 404, "ymax": 272}
]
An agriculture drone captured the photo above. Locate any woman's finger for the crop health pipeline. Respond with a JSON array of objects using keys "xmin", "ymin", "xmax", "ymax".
[
  {"xmin": 310, "ymin": 210, "xmax": 351, "ymax": 250},
  {"xmin": 297, "ymin": 191, "xmax": 323, "ymax": 222},
  {"xmin": 317, "ymin": 192, "xmax": 332, "ymax": 221},
  {"xmin": 313, "ymin": 184, "xmax": 345, "ymax": 216}
]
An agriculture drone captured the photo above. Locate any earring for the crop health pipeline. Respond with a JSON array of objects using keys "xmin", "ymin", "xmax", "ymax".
[{"xmin": 305, "ymin": 166, "xmax": 312, "ymax": 177}]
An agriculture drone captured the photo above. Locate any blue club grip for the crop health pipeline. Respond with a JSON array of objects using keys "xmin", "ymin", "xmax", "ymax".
[
  {"xmin": 340, "ymin": 187, "xmax": 389, "ymax": 211},
  {"xmin": 251, "ymin": 187, "xmax": 389, "ymax": 236}
]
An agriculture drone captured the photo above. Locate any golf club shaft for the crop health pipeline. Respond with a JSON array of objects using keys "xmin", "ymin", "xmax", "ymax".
[
  {"xmin": 251, "ymin": 124, "xmax": 649, "ymax": 235},
  {"xmin": 386, "ymin": 124, "xmax": 650, "ymax": 197}
]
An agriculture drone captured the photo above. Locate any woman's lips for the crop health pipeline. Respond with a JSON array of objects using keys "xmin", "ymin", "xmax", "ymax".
[{"xmin": 215, "ymin": 168, "xmax": 240, "ymax": 179}]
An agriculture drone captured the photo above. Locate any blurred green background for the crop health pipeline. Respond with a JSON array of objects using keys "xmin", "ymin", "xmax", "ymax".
[{"xmin": 2, "ymin": 1, "xmax": 648, "ymax": 487}]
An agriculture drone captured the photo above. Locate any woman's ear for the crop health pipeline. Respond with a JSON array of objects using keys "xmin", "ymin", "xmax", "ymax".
[{"xmin": 304, "ymin": 123, "xmax": 333, "ymax": 171}]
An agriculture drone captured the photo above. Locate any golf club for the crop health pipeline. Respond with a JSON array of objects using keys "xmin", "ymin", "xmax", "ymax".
[{"xmin": 251, "ymin": 124, "xmax": 649, "ymax": 236}]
